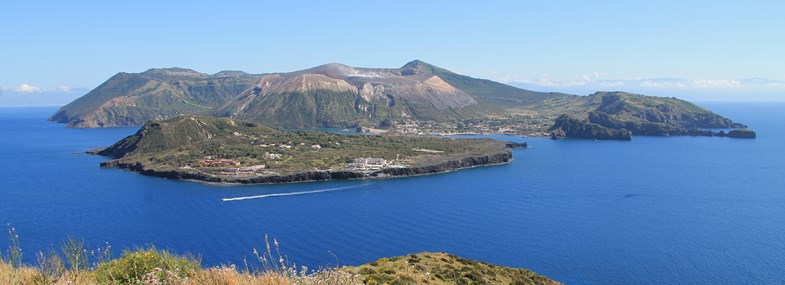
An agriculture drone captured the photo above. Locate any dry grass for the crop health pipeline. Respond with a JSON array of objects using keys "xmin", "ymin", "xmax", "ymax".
[
  {"xmin": 1, "ymin": 226, "xmax": 557, "ymax": 285},
  {"xmin": 0, "ymin": 228, "xmax": 361, "ymax": 285},
  {"xmin": 0, "ymin": 259, "xmax": 364, "ymax": 285}
]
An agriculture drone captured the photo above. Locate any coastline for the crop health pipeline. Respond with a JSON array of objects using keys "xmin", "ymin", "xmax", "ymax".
[{"xmin": 99, "ymin": 149, "xmax": 513, "ymax": 186}]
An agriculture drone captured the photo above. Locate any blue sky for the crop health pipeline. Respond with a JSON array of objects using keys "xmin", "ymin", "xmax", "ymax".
[{"xmin": 1, "ymin": 1, "xmax": 784, "ymax": 105}]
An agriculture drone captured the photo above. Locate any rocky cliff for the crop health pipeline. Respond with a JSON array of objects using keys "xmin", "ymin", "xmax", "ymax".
[
  {"xmin": 100, "ymin": 149, "xmax": 512, "ymax": 184},
  {"xmin": 549, "ymin": 115, "xmax": 633, "ymax": 140}
]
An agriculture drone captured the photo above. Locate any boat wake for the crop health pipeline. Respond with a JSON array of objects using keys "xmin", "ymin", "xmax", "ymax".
[{"xmin": 221, "ymin": 183, "xmax": 372, "ymax": 202}]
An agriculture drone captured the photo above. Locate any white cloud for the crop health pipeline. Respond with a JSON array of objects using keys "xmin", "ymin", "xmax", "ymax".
[
  {"xmin": 57, "ymin": 85, "xmax": 71, "ymax": 92},
  {"xmin": 640, "ymin": 79, "xmax": 688, "ymax": 88},
  {"xmin": 597, "ymin": 81, "xmax": 625, "ymax": 87},
  {"xmin": 688, "ymin": 79, "xmax": 741, "ymax": 88},
  {"xmin": 15, "ymin": 83, "xmax": 42, "ymax": 93},
  {"xmin": 502, "ymin": 75, "xmax": 780, "ymax": 91},
  {"xmin": 511, "ymin": 77, "xmax": 589, "ymax": 87}
]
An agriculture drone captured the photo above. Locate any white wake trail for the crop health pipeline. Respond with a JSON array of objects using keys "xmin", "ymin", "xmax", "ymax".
[{"xmin": 221, "ymin": 183, "xmax": 372, "ymax": 202}]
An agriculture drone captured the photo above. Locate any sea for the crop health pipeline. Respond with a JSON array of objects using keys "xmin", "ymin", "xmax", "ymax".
[{"xmin": 0, "ymin": 103, "xmax": 783, "ymax": 285}]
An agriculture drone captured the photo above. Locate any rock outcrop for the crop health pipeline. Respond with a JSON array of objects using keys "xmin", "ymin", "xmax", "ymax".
[
  {"xmin": 549, "ymin": 115, "xmax": 633, "ymax": 140},
  {"xmin": 727, "ymin": 128, "xmax": 757, "ymax": 139}
]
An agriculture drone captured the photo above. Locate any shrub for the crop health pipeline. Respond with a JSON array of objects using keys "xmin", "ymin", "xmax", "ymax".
[{"xmin": 93, "ymin": 247, "xmax": 199, "ymax": 284}]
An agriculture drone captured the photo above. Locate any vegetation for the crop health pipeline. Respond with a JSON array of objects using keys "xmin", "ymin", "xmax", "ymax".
[
  {"xmin": 49, "ymin": 61, "xmax": 746, "ymax": 139},
  {"xmin": 547, "ymin": 91, "xmax": 750, "ymax": 139},
  {"xmin": 95, "ymin": 116, "xmax": 511, "ymax": 182},
  {"xmin": 49, "ymin": 68, "xmax": 259, "ymax": 128},
  {"xmin": 1, "ymin": 225, "xmax": 559, "ymax": 285},
  {"xmin": 549, "ymin": 115, "xmax": 632, "ymax": 140},
  {"xmin": 402, "ymin": 60, "xmax": 579, "ymax": 116},
  {"xmin": 346, "ymin": 252, "xmax": 560, "ymax": 285},
  {"xmin": 727, "ymin": 128, "xmax": 757, "ymax": 138}
]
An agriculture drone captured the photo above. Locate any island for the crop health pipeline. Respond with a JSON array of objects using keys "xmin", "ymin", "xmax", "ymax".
[
  {"xmin": 51, "ymin": 60, "xmax": 752, "ymax": 141},
  {"xmin": 92, "ymin": 116, "xmax": 523, "ymax": 185}
]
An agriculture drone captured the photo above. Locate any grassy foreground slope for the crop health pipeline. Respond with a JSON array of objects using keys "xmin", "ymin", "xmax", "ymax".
[
  {"xmin": 347, "ymin": 252, "xmax": 560, "ymax": 285},
  {"xmin": 0, "ymin": 250, "xmax": 559, "ymax": 285},
  {"xmin": 0, "ymin": 228, "xmax": 559, "ymax": 285}
]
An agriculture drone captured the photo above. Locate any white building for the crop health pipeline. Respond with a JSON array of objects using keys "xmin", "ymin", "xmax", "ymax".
[{"xmin": 349, "ymin": 157, "xmax": 387, "ymax": 170}]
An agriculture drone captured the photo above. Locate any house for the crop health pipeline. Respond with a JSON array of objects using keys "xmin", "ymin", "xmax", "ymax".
[
  {"xmin": 240, "ymin": 165, "xmax": 265, "ymax": 171},
  {"xmin": 349, "ymin": 157, "xmax": 387, "ymax": 170},
  {"xmin": 264, "ymin": 152, "xmax": 282, "ymax": 160}
]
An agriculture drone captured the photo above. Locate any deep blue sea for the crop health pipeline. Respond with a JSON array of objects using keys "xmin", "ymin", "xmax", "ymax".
[{"xmin": 1, "ymin": 103, "xmax": 784, "ymax": 284}]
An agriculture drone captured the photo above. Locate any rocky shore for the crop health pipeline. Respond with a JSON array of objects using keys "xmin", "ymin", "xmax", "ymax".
[{"xmin": 100, "ymin": 149, "xmax": 513, "ymax": 185}]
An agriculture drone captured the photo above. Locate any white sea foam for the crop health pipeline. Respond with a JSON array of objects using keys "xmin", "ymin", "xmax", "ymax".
[{"xmin": 221, "ymin": 183, "xmax": 371, "ymax": 201}]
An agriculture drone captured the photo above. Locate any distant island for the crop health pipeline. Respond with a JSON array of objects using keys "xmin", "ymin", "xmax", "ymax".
[
  {"xmin": 92, "ymin": 116, "xmax": 523, "ymax": 185},
  {"xmin": 50, "ymin": 60, "xmax": 752, "ymax": 140}
]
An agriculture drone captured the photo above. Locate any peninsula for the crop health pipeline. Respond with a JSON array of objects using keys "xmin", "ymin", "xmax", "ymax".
[{"xmin": 93, "ymin": 116, "xmax": 520, "ymax": 184}]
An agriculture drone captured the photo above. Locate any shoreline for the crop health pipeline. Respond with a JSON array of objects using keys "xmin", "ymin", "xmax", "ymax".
[{"xmin": 99, "ymin": 149, "xmax": 514, "ymax": 186}]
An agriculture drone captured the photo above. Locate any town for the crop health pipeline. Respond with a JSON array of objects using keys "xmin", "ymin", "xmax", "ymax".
[{"xmin": 357, "ymin": 115, "xmax": 555, "ymax": 137}]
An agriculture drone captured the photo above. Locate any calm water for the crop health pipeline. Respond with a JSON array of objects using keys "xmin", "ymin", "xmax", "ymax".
[{"xmin": 1, "ymin": 103, "xmax": 784, "ymax": 284}]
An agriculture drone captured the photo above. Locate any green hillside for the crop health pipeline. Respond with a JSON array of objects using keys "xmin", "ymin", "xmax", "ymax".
[
  {"xmin": 546, "ymin": 91, "xmax": 747, "ymax": 138},
  {"xmin": 49, "ymin": 68, "xmax": 259, "ymax": 127}
]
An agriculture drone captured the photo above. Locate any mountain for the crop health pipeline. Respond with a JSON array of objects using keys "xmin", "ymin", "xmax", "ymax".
[
  {"xmin": 49, "ymin": 60, "xmax": 571, "ymax": 129},
  {"xmin": 50, "ymin": 68, "xmax": 260, "ymax": 127},
  {"xmin": 51, "ymin": 61, "xmax": 747, "ymax": 138},
  {"xmin": 402, "ymin": 60, "xmax": 580, "ymax": 116},
  {"xmin": 208, "ymin": 62, "xmax": 496, "ymax": 128}
]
